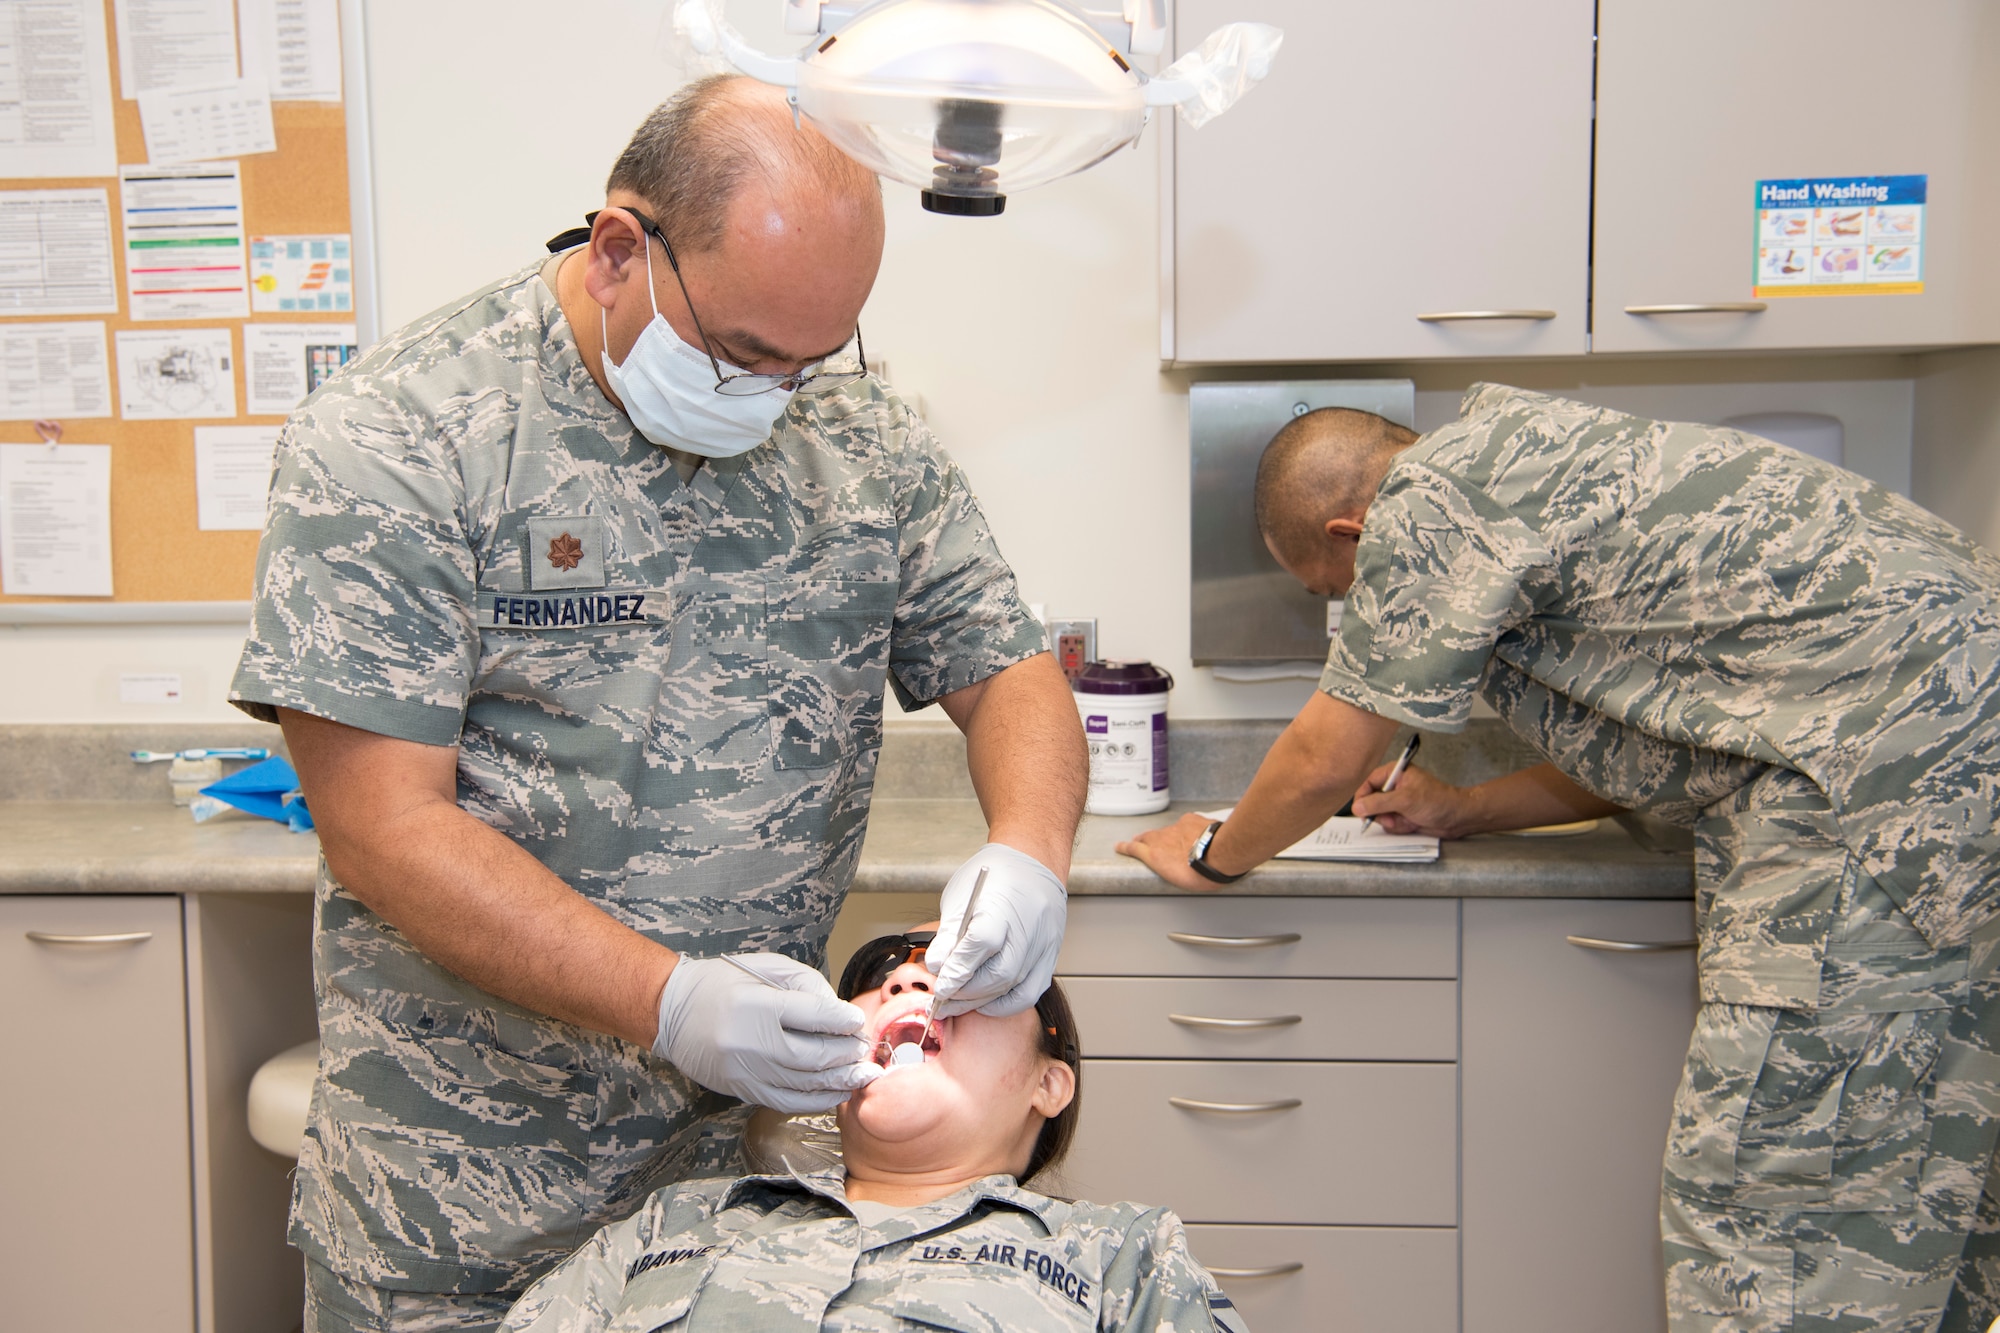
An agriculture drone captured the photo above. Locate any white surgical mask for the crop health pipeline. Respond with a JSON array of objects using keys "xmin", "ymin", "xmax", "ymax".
[{"xmin": 598, "ymin": 239, "xmax": 794, "ymax": 458}]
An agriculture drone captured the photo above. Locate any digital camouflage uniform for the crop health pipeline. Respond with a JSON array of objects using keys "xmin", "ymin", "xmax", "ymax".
[
  {"xmin": 1320, "ymin": 384, "xmax": 2000, "ymax": 1332},
  {"xmin": 229, "ymin": 257, "xmax": 1048, "ymax": 1317},
  {"xmin": 498, "ymin": 1169, "xmax": 1247, "ymax": 1333}
]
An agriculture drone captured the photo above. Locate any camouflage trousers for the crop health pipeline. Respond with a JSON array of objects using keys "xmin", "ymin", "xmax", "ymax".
[
  {"xmin": 306, "ymin": 1259, "xmax": 516, "ymax": 1333},
  {"xmin": 1663, "ymin": 773, "xmax": 2000, "ymax": 1331}
]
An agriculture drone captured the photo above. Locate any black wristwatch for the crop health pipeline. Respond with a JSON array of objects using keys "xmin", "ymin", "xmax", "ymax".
[{"xmin": 1188, "ymin": 821, "xmax": 1247, "ymax": 884}]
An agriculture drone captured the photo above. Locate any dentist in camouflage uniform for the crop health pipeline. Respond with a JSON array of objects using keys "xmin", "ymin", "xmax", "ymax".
[
  {"xmin": 1122, "ymin": 384, "xmax": 2000, "ymax": 1332},
  {"xmin": 230, "ymin": 76, "xmax": 1085, "ymax": 1332}
]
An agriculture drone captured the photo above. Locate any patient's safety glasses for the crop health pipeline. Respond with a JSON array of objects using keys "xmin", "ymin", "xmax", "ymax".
[{"xmin": 837, "ymin": 930, "xmax": 936, "ymax": 1002}]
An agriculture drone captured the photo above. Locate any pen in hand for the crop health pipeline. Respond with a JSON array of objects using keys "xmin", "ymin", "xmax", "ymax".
[{"xmin": 1357, "ymin": 733, "xmax": 1422, "ymax": 834}]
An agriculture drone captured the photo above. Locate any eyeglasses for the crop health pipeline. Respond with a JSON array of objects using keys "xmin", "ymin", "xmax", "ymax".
[
  {"xmin": 617, "ymin": 207, "xmax": 866, "ymax": 398},
  {"xmin": 837, "ymin": 930, "xmax": 935, "ymax": 1002}
]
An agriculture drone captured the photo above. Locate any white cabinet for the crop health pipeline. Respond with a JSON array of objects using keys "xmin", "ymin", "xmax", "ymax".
[
  {"xmin": 1165, "ymin": 0, "xmax": 1596, "ymax": 363},
  {"xmin": 1460, "ymin": 899, "xmax": 1699, "ymax": 1333},
  {"xmin": 1592, "ymin": 0, "xmax": 2000, "ymax": 354},
  {"xmin": 0, "ymin": 896, "xmax": 195, "ymax": 1333},
  {"xmin": 1057, "ymin": 896, "xmax": 1458, "ymax": 1333},
  {"xmin": 1166, "ymin": 0, "xmax": 2000, "ymax": 361}
]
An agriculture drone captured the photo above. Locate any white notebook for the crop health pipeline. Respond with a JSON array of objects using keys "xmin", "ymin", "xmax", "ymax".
[{"xmin": 1201, "ymin": 807, "xmax": 1441, "ymax": 863}]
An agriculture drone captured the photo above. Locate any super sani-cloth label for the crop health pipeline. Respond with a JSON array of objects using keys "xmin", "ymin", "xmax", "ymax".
[{"xmin": 1085, "ymin": 711, "xmax": 1168, "ymax": 794}]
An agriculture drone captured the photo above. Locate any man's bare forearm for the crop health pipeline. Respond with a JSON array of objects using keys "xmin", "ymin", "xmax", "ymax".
[
  {"xmin": 1205, "ymin": 692, "xmax": 1399, "ymax": 875},
  {"xmin": 939, "ymin": 653, "xmax": 1086, "ymax": 877},
  {"xmin": 1462, "ymin": 763, "xmax": 1626, "ymax": 835},
  {"xmin": 281, "ymin": 709, "xmax": 675, "ymax": 1047}
]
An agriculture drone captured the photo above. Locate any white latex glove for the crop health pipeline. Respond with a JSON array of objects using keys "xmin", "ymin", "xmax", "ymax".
[
  {"xmin": 929, "ymin": 843, "xmax": 1067, "ymax": 1019},
  {"xmin": 653, "ymin": 953, "xmax": 880, "ymax": 1114}
]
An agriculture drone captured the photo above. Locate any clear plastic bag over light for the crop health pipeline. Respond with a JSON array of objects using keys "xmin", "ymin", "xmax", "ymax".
[
  {"xmin": 1143, "ymin": 22, "xmax": 1285, "ymax": 129},
  {"xmin": 671, "ymin": 0, "xmax": 1282, "ymax": 213}
]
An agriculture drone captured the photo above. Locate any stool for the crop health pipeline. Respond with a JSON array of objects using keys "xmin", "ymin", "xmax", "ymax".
[{"xmin": 247, "ymin": 1039, "xmax": 318, "ymax": 1157}]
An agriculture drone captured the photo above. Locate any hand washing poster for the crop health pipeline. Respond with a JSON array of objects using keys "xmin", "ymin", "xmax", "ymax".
[{"xmin": 1754, "ymin": 175, "xmax": 1924, "ymax": 297}]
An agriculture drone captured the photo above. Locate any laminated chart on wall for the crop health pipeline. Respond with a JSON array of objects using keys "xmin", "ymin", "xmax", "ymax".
[
  {"xmin": 120, "ymin": 161, "xmax": 248, "ymax": 319},
  {"xmin": 238, "ymin": 0, "xmax": 340, "ymax": 102},
  {"xmin": 0, "ymin": 189, "xmax": 118, "ymax": 314},
  {"xmin": 0, "ymin": 0, "xmax": 121, "ymax": 179},
  {"xmin": 0, "ymin": 320, "xmax": 110, "ymax": 416},
  {"xmin": 137, "ymin": 74, "xmax": 276, "ymax": 163},
  {"xmin": 250, "ymin": 232, "xmax": 348, "ymax": 311},
  {"xmin": 111, "ymin": 0, "xmax": 238, "ymax": 96},
  {"xmin": 192, "ymin": 422, "xmax": 276, "ymax": 529},
  {"xmin": 115, "ymin": 325, "xmax": 235, "ymax": 418},
  {"xmin": 1754, "ymin": 175, "xmax": 1925, "ymax": 298},
  {"xmin": 0, "ymin": 440, "xmax": 113, "ymax": 596},
  {"xmin": 243, "ymin": 319, "xmax": 351, "ymax": 412}
]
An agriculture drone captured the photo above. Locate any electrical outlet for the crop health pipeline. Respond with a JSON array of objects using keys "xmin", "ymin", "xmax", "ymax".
[{"xmin": 1046, "ymin": 617, "xmax": 1097, "ymax": 680}]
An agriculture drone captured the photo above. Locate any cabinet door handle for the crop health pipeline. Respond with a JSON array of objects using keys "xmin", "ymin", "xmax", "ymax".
[
  {"xmin": 1566, "ymin": 935, "xmax": 1697, "ymax": 953},
  {"xmin": 1415, "ymin": 309, "xmax": 1557, "ymax": 322},
  {"xmin": 1167, "ymin": 931, "xmax": 1302, "ymax": 949},
  {"xmin": 1169, "ymin": 1095, "xmax": 1303, "ymax": 1114},
  {"xmin": 1169, "ymin": 1012, "xmax": 1303, "ymax": 1031},
  {"xmin": 1623, "ymin": 302, "xmax": 1768, "ymax": 315},
  {"xmin": 1208, "ymin": 1262, "xmax": 1306, "ymax": 1279},
  {"xmin": 25, "ymin": 930, "xmax": 154, "ymax": 946}
]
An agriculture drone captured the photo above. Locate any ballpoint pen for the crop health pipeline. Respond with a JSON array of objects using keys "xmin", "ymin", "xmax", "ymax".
[{"xmin": 1357, "ymin": 733, "xmax": 1422, "ymax": 834}]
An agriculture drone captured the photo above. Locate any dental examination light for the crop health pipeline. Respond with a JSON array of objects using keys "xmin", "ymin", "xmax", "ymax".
[{"xmin": 673, "ymin": 0, "xmax": 1283, "ymax": 216}]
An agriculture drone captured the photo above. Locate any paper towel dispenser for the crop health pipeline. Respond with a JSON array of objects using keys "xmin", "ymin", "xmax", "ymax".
[{"xmin": 1190, "ymin": 379, "xmax": 1415, "ymax": 666}]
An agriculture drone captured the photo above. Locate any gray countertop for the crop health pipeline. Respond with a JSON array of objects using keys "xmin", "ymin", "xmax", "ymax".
[
  {"xmin": 0, "ymin": 719, "xmax": 1695, "ymax": 900},
  {"xmin": 0, "ymin": 797, "xmax": 1693, "ymax": 899}
]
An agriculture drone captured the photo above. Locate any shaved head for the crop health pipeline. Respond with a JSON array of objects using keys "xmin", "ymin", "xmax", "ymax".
[
  {"xmin": 607, "ymin": 75, "xmax": 881, "ymax": 254},
  {"xmin": 1254, "ymin": 408, "xmax": 1418, "ymax": 567}
]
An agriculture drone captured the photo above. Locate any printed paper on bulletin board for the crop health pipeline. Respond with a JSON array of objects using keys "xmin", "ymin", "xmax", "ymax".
[{"xmin": 0, "ymin": 0, "xmax": 354, "ymax": 606}]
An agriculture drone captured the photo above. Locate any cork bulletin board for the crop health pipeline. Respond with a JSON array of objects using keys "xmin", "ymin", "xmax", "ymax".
[{"xmin": 0, "ymin": 0, "xmax": 370, "ymax": 611}]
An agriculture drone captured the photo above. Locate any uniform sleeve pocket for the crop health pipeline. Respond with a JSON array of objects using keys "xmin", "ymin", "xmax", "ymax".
[{"xmin": 767, "ymin": 578, "xmax": 896, "ymax": 770}]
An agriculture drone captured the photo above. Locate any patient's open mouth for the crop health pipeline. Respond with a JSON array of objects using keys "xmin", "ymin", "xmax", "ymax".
[{"xmin": 871, "ymin": 1013, "xmax": 944, "ymax": 1067}]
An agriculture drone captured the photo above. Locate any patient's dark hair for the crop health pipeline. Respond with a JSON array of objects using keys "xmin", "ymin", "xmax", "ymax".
[{"xmin": 1025, "ymin": 980, "xmax": 1082, "ymax": 1184}]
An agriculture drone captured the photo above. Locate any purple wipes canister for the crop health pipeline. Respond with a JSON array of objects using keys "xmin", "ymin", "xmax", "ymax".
[{"xmin": 1073, "ymin": 660, "xmax": 1173, "ymax": 816}]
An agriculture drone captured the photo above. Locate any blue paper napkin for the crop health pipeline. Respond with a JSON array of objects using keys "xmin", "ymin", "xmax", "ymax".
[{"xmin": 198, "ymin": 755, "xmax": 315, "ymax": 832}]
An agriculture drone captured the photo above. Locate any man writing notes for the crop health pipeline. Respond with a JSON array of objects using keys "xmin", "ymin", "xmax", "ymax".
[
  {"xmin": 229, "ymin": 76, "xmax": 1084, "ymax": 1330},
  {"xmin": 1120, "ymin": 384, "xmax": 2000, "ymax": 1332}
]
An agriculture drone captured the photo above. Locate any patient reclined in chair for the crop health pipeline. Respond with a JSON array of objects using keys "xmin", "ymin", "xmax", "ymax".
[{"xmin": 499, "ymin": 928, "xmax": 1247, "ymax": 1333}]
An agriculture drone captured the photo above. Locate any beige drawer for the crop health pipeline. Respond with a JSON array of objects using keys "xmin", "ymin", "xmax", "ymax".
[
  {"xmin": 1185, "ymin": 1224, "xmax": 1458, "ymax": 1333},
  {"xmin": 1061, "ymin": 1060, "xmax": 1456, "ymax": 1225},
  {"xmin": 1061, "ymin": 977, "xmax": 1456, "ymax": 1061},
  {"xmin": 1059, "ymin": 896, "xmax": 1456, "ymax": 978}
]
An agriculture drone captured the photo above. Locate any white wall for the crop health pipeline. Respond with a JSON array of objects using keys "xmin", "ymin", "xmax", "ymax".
[{"xmin": 0, "ymin": 1, "xmax": 1983, "ymax": 726}]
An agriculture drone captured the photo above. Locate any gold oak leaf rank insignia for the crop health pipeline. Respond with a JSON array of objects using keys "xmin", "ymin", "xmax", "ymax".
[{"xmin": 548, "ymin": 532, "xmax": 584, "ymax": 571}]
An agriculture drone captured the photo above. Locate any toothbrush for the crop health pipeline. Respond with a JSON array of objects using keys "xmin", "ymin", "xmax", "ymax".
[{"xmin": 131, "ymin": 747, "xmax": 272, "ymax": 763}]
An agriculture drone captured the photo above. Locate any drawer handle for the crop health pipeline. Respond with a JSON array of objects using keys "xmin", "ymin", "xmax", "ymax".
[
  {"xmin": 1169, "ymin": 1096, "xmax": 1303, "ymax": 1114},
  {"xmin": 1623, "ymin": 302, "xmax": 1767, "ymax": 315},
  {"xmin": 25, "ymin": 930, "xmax": 154, "ymax": 946},
  {"xmin": 1208, "ymin": 1262, "xmax": 1305, "ymax": 1280},
  {"xmin": 1167, "ymin": 931, "xmax": 1302, "ymax": 949},
  {"xmin": 1169, "ymin": 1013, "xmax": 1303, "ymax": 1031},
  {"xmin": 1566, "ymin": 935, "xmax": 1697, "ymax": 953},
  {"xmin": 1415, "ymin": 309, "xmax": 1557, "ymax": 322}
]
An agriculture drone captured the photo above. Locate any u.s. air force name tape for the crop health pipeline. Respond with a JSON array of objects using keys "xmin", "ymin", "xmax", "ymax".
[{"xmin": 476, "ymin": 589, "xmax": 670, "ymax": 630}]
